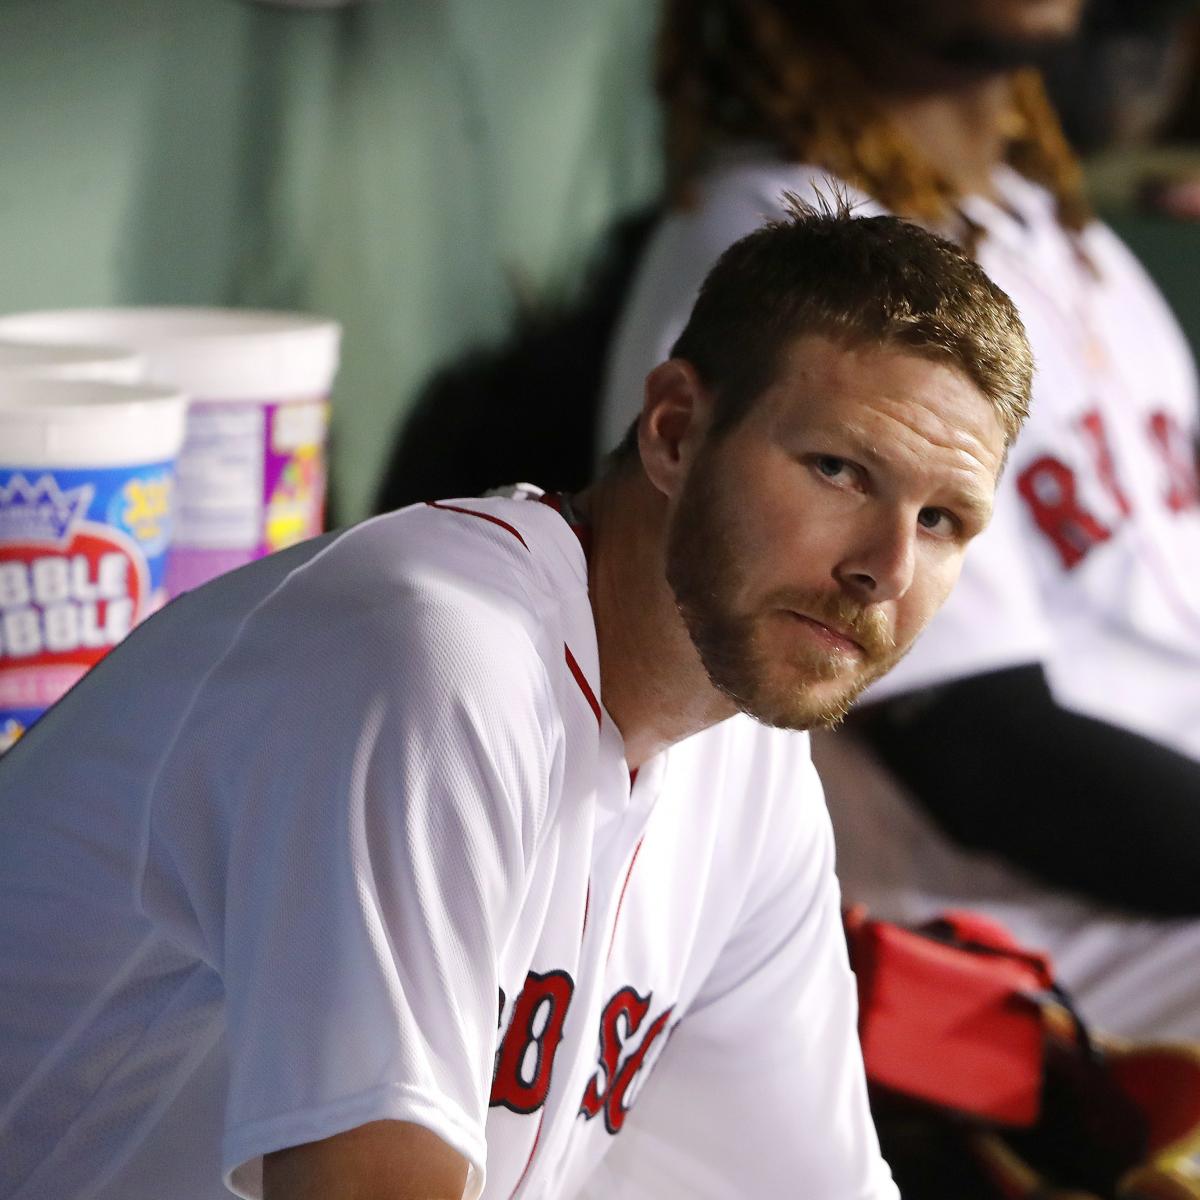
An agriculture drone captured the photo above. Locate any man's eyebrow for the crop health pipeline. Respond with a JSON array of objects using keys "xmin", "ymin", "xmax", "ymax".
[
  {"xmin": 834, "ymin": 430, "xmax": 996, "ymax": 521},
  {"xmin": 946, "ymin": 489, "xmax": 994, "ymax": 524}
]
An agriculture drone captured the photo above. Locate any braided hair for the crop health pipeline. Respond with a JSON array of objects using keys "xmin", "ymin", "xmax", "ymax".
[{"xmin": 657, "ymin": 0, "xmax": 1091, "ymax": 245}]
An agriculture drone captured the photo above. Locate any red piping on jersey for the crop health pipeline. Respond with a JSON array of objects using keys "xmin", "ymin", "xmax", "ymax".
[
  {"xmin": 506, "ymin": 1110, "xmax": 545, "ymax": 1200},
  {"xmin": 537, "ymin": 492, "xmax": 607, "ymax": 730},
  {"xmin": 607, "ymin": 836, "xmax": 645, "ymax": 963},
  {"xmin": 428, "ymin": 494, "xmax": 605, "ymax": 731},
  {"xmin": 564, "ymin": 644, "xmax": 602, "ymax": 729},
  {"xmin": 425, "ymin": 499, "xmax": 529, "ymax": 550}
]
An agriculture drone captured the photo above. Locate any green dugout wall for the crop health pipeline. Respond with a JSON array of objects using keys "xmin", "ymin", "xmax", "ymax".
[
  {"xmin": 1, "ymin": 0, "xmax": 661, "ymax": 524},
  {"xmin": 2, "ymin": 0, "xmax": 1196, "ymax": 523}
]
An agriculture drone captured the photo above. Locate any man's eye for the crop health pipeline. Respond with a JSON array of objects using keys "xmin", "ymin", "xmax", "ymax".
[
  {"xmin": 917, "ymin": 507, "xmax": 954, "ymax": 534},
  {"xmin": 814, "ymin": 455, "xmax": 847, "ymax": 479}
]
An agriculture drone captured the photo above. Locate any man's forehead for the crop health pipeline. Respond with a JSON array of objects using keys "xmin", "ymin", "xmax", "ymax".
[
  {"xmin": 767, "ymin": 336, "xmax": 1007, "ymax": 479},
  {"xmin": 836, "ymin": 417, "xmax": 1000, "ymax": 510},
  {"xmin": 769, "ymin": 333, "xmax": 990, "ymax": 416}
]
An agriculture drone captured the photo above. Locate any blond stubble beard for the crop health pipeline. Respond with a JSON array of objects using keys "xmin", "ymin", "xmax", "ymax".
[
  {"xmin": 677, "ymin": 590, "xmax": 903, "ymax": 731},
  {"xmin": 665, "ymin": 454, "xmax": 902, "ymax": 732}
]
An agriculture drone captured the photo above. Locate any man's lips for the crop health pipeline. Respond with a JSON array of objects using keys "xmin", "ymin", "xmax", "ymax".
[{"xmin": 787, "ymin": 611, "xmax": 865, "ymax": 655}]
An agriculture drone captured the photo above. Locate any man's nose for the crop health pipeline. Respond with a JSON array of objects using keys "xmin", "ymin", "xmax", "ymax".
[{"xmin": 833, "ymin": 515, "xmax": 916, "ymax": 604}]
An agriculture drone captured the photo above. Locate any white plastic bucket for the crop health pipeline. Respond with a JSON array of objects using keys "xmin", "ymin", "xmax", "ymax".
[
  {"xmin": 0, "ymin": 377, "xmax": 187, "ymax": 750},
  {"xmin": 0, "ymin": 340, "xmax": 145, "ymax": 384},
  {"xmin": 0, "ymin": 307, "xmax": 342, "ymax": 595}
]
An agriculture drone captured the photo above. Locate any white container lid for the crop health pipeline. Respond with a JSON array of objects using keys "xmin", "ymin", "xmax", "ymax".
[
  {"xmin": 0, "ymin": 377, "xmax": 188, "ymax": 468},
  {"xmin": 0, "ymin": 339, "xmax": 145, "ymax": 385},
  {"xmin": 0, "ymin": 307, "xmax": 342, "ymax": 402}
]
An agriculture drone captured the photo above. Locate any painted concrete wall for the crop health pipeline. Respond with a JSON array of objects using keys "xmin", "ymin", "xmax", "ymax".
[{"xmin": 1, "ymin": 0, "xmax": 661, "ymax": 522}]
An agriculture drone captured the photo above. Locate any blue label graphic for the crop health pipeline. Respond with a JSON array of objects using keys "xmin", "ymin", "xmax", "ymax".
[{"xmin": 0, "ymin": 460, "xmax": 176, "ymax": 751}]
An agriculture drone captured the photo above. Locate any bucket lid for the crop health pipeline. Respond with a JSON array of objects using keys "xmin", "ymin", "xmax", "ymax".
[
  {"xmin": 0, "ymin": 307, "xmax": 341, "ymax": 402},
  {"xmin": 0, "ymin": 339, "xmax": 145, "ymax": 385},
  {"xmin": 0, "ymin": 377, "xmax": 188, "ymax": 467}
]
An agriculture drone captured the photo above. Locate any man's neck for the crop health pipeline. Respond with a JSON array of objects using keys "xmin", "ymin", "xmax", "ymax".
[{"xmin": 574, "ymin": 470, "xmax": 734, "ymax": 771}]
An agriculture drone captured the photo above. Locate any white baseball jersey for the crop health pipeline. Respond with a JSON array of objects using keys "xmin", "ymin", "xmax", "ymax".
[
  {"xmin": 601, "ymin": 154, "xmax": 1200, "ymax": 758},
  {"xmin": 0, "ymin": 492, "xmax": 896, "ymax": 1200},
  {"xmin": 600, "ymin": 153, "xmax": 1200, "ymax": 1044}
]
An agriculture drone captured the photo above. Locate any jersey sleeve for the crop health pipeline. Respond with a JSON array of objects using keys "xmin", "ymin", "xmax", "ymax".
[
  {"xmin": 139, "ymin": 531, "xmax": 562, "ymax": 1200},
  {"xmin": 575, "ymin": 750, "xmax": 898, "ymax": 1200}
]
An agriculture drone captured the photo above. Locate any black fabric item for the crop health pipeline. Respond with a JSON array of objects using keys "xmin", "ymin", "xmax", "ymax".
[
  {"xmin": 854, "ymin": 665, "xmax": 1200, "ymax": 917},
  {"xmin": 373, "ymin": 206, "xmax": 659, "ymax": 514}
]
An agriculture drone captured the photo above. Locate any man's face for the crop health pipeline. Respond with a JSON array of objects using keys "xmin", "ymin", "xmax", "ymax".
[{"xmin": 665, "ymin": 334, "xmax": 1006, "ymax": 730}]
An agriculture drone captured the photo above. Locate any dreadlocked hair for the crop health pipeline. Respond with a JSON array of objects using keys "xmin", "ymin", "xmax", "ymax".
[
  {"xmin": 1008, "ymin": 68, "xmax": 1091, "ymax": 233},
  {"xmin": 657, "ymin": 0, "xmax": 1092, "ymax": 249}
]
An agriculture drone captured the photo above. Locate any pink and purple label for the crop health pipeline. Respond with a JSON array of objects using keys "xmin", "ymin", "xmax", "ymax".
[
  {"xmin": 166, "ymin": 397, "xmax": 328, "ymax": 596},
  {"xmin": 0, "ymin": 461, "xmax": 174, "ymax": 751}
]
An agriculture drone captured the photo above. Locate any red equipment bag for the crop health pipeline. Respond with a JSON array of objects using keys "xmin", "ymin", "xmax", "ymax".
[
  {"xmin": 846, "ymin": 906, "xmax": 1055, "ymax": 1125},
  {"xmin": 844, "ymin": 907, "xmax": 1200, "ymax": 1200}
]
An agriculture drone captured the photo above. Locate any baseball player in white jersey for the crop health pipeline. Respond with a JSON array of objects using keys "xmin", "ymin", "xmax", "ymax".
[
  {"xmin": 602, "ymin": 0, "xmax": 1200, "ymax": 1041},
  {"xmin": 0, "ymin": 201, "xmax": 1029, "ymax": 1198}
]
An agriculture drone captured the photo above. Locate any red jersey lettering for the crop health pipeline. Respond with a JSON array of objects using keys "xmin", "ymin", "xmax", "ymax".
[
  {"xmin": 1079, "ymin": 409, "xmax": 1131, "ymax": 518},
  {"xmin": 490, "ymin": 970, "xmax": 574, "ymax": 1115},
  {"xmin": 1147, "ymin": 410, "xmax": 1200, "ymax": 513},
  {"xmin": 579, "ymin": 987, "xmax": 650, "ymax": 1120},
  {"xmin": 1017, "ymin": 456, "xmax": 1112, "ymax": 569},
  {"xmin": 579, "ymin": 987, "xmax": 674, "ymax": 1134},
  {"xmin": 603, "ymin": 1006, "xmax": 673, "ymax": 1133}
]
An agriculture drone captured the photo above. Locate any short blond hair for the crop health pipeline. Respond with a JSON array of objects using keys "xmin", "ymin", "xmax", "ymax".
[{"xmin": 667, "ymin": 194, "xmax": 1032, "ymax": 448}]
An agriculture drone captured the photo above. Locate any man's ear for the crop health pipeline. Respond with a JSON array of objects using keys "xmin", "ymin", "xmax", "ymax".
[{"xmin": 638, "ymin": 359, "xmax": 714, "ymax": 499}]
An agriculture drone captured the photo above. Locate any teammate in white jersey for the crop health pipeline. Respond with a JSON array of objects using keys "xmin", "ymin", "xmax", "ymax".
[
  {"xmin": 602, "ymin": 0, "xmax": 1200, "ymax": 1039},
  {"xmin": 0, "ymin": 202, "xmax": 1026, "ymax": 1199}
]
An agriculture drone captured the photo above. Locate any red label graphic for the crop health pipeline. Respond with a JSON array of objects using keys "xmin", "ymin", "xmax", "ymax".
[{"xmin": 0, "ymin": 524, "xmax": 149, "ymax": 703}]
